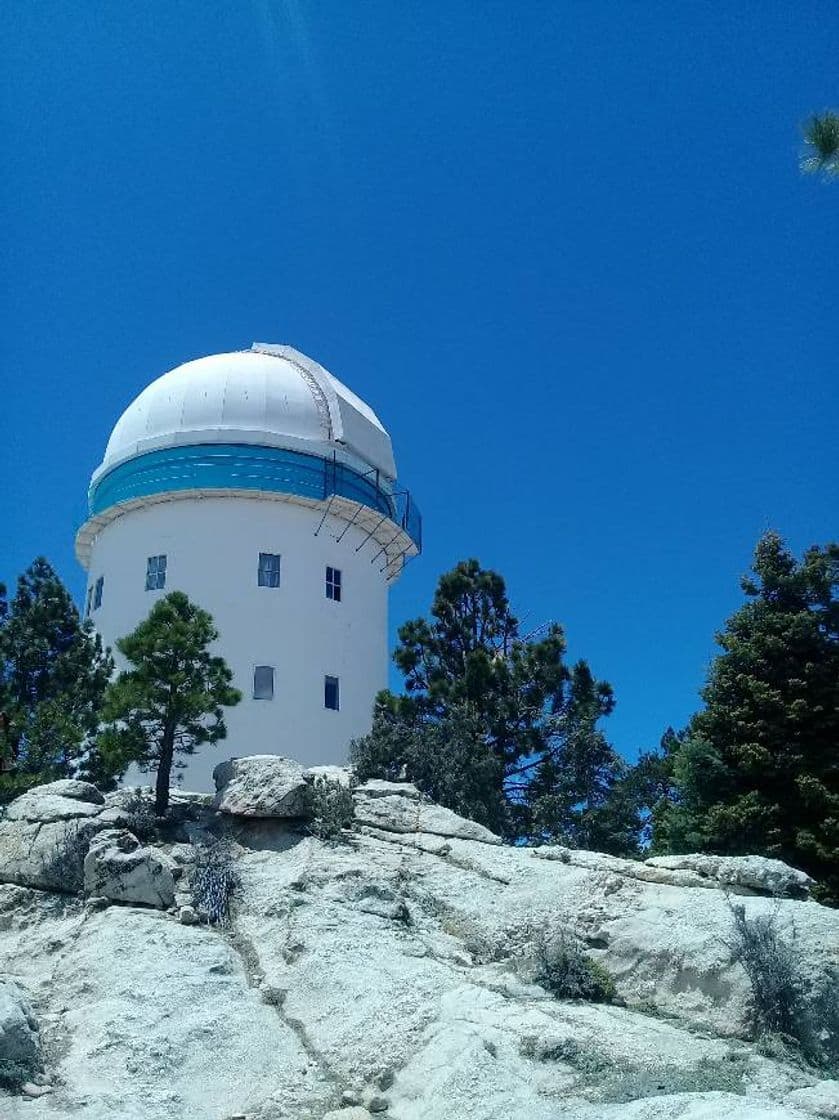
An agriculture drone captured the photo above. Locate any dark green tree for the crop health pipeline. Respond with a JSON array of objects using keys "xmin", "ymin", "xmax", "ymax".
[
  {"xmin": 99, "ymin": 592, "xmax": 241, "ymax": 814},
  {"xmin": 801, "ymin": 111, "xmax": 839, "ymax": 178},
  {"xmin": 521, "ymin": 662, "xmax": 638, "ymax": 855},
  {"xmin": 352, "ymin": 559, "xmax": 632, "ymax": 848},
  {"xmin": 660, "ymin": 532, "xmax": 839, "ymax": 902},
  {"xmin": 0, "ymin": 558, "xmax": 112, "ymax": 799},
  {"xmin": 624, "ymin": 727, "xmax": 684, "ymax": 853}
]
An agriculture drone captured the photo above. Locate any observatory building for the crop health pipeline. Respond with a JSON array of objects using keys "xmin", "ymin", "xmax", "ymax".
[{"xmin": 76, "ymin": 344, "xmax": 421, "ymax": 790}]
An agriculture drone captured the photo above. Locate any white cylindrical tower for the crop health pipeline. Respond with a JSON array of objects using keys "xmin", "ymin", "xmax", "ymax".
[{"xmin": 76, "ymin": 343, "xmax": 421, "ymax": 790}]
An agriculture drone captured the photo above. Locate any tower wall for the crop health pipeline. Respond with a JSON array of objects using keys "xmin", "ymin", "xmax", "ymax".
[{"xmin": 84, "ymin": 494, "xmax": 389, "ymax": 790}]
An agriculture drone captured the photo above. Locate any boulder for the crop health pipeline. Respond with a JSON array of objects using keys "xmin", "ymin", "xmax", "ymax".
[
  {"xmin": 304, "ymin": 765, "xmax": 354, "ymax": 789},
  {"xmin": 83, "ymin": 829, "xmax": 176, "ymax": 909},
  {"xmin": 788, "ymin": 1080, "xmax": 839, "ymax": 1118},
  {"xmin": 0, "ymin": 978, "xmax": 40, "ymax": 1069},
  {"xmin": 0, "ymin": 782, "xmax": 111, "ymax": 893},
  {"xmin": 644, "ymin": 853, "xmax": 814, "ymax": 897},
  {"xmin": 353, "ymin": 789, "xmax": 501, "ymax": 845},
  {"xmin": 213, "ymin": 756, "xmax": 309, "ymax": 818},
  {"xmin": 18, "ymin": 779, "xmax": 103, "ymax": 805},
  {"xmin": 5, "ymin": 782, "xmax": 104, "ymax": 824}
]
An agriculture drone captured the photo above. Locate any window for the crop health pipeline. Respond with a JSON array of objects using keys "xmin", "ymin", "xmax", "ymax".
[
  {"xmin": 258, "ymin": 552, "xmax": 281, "ymax": 588},
  {"xmin": 93, "ymin": 576, "xmax": 104, "ymax": 611},
  {"xmin": 253, "ymin": 665, "xmax": 274, "ymax": 700},
  {"xmin": 326, "ymin": 566, "xmax": 342, "ymax": 602},
  {"xmin": 324, "ymin": 675, "xmax": 340, "ymax": 711},
  {"xmin": 85, "ymin": 586, "xmax": 93, "ymax": 617},
  {"xmin": 145, "ymin": 554, "xmax": 167, "ymax": 591}
]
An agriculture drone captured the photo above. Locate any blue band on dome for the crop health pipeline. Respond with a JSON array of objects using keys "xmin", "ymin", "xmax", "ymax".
[{"xmin": 89, "ymin": 444, "xmax": 422, "ymax": 550}]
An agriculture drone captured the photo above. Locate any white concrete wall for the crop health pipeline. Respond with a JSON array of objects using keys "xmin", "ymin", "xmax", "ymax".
[{"xmin": 84, "ymin": 494, "xmax": 389, "ymax": 791}]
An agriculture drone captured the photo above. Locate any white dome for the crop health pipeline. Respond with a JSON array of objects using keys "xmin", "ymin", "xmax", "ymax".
[{"xmin": 96, "ymin": 344, "xmax": 397, "ymax": 481}]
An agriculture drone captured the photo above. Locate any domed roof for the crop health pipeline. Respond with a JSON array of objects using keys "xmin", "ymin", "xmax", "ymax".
[{"xmin": 95, "ymin": 344, "xmax": 397, "ymax": 482}]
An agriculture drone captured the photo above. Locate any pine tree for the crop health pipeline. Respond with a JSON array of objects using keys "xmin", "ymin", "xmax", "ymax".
[
  {"xmin": 627, "ymin": 727, "xmax": 684, "ymax": 853},
  {"xmin": 521, "ymin": 662, "xmax": 637, "ymax": 855},
  {"xmin": 662, "ymin": 532, "xmax": 839, "ymax": 902},
  {"xmin": 352, "ymin": 559, "xmax": 632, "ymax": 848},
  {"xmin": 99, "ymin": 592, "xmax": 241, "ymax": 814},
  {"xmin": 0, "ymin": 558, "xmax": 112, "ymax": 797}
]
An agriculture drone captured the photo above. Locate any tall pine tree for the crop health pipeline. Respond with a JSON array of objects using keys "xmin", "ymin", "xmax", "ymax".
[
  {"xmin": 352, "ymin": 559, "xmax": 634, "ymax": 848},
  {"xmin": 0, "ymin": 557, "xmax": 112, "ymax": 797},
  {"xmin": 661, "ymin": 532, "xmax": 839, "ymax": 902},
  {"xmin": 522, "ymin": 662, "xmax": 639, "ymax": 856},
  {"xmin": 99, "ymin": 592, "xmax": 241, "ymax": 814}
]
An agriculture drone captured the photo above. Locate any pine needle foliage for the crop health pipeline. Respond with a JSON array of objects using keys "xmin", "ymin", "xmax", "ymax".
[
  {"xmin": 351, "ymin": 559, "xmax": 635, "ymax": 849},
  {"xmin": 98, "ymin": 592, "xmax": 241, "ymax": 814},
  {"xmin": 659, "ymin": 533, "xmax": 839, "ymax": 903},
  {"xmin": 304, "ymin": 776, "xmax": 356, "ymax": 843},
  {"xmin": 801, "ymin": 111, "xmax": 839, "ymax": 178},
  {"xmin": 0, "ymin": 558, "xmax": 112, "ymax": 799}
]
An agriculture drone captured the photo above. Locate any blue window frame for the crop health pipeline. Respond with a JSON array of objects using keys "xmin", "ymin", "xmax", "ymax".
[
  {"xmin": 85, "ymin": 586, "xmax": 93, "ymax": 617},
  {"xmin": 326, "ymin": 566, "xmax": 342, "ymax": 602},
  {"xmin": 145, "ymin": 554, "xmax": 167, "ymax": 591},
  {"xmin": 324, "ymin": 675, "xmax": 340, "ymax": 711},
  {"xmin": 258, "ymin": 552, "xmax": 281, "ymax": 588},
  {"xmin": 93, "ymin": 576, "xmax": 104, "ymax": 610}
]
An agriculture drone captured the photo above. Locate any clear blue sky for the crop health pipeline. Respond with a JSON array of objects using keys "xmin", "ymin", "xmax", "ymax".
[{"xmin": 2, "ymin": 2, "xmax": 836, "ymax": 762}]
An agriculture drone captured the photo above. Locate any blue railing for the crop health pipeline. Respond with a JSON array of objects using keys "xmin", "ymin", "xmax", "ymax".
[{"xmin": 89, "ymin": 444, "xmax": 422, "ymax": 552}]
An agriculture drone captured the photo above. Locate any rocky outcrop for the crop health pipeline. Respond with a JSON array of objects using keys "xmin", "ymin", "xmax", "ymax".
[
  {"xmin": 0, "ymin": 781, "xmax": 112, "ymax": 893},
  {"xmin": 0, "ymin": 766, "xmax": 837, "ymax": 1119},
  {"xmin": 0, "ymin": 979, "xmax": 40, "ymax": 1071},
  {"xmin": 532, "ymin": 845, "xmax": 816, "ymax": 899},
  {"xmin": 644, "ymin": 853, "xmax": 814, "ymax": 897},
  {"xmin": 213, "ymin": 755, "xmax": 309, "ymax": 817},
  {"xmin": 353, "ymin": 779, "xmax": 502, "ymax": 845},
  {"xmin": 83, "ymin": 829, "xmax": 176, "ymax": 909}
]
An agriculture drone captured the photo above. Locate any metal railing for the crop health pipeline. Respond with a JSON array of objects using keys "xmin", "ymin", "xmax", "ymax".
[{"xmin": 89, "ymin": 443, "xmax": 422, "ymax": 551}]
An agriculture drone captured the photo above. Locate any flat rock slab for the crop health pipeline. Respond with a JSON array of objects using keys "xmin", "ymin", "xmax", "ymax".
[
  {"xmin": 644, "ymin": 853, "xmax": 814, "ymax": 897},
  {"xmin": 353, "ymin": 792, "xmax": 501, "ymax": 845}
]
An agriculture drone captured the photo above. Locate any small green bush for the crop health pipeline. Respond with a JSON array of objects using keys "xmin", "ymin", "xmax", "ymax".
[
  {"xmin": 304, "ymin": 776, "xmax": 355, "ymax": 843},
  {"xmin": 44, "ymin": 821, "xmax": 89, "ymax": 893},
  {"xmin": 531, "ymin": 929, "xmax": 616, "ymax": 1003},
  {"xmin": 727, "ymin": 902, "xmax": 839, "ymax": 1071},
  {"xmin": 119, "ymin": 789, "xmax": 158, "ymax": 843}
]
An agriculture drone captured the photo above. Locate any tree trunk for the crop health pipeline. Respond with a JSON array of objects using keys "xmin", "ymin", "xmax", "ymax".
[{"xmin": 155, "ymin": 728, "xmax": 175, "ymax": 815}]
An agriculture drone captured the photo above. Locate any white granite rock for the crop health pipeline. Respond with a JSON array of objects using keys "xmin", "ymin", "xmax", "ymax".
[
  {"xmin": 644, "ymin": 853, "xmax": 814, "ymax": 897},
  {"xmin": 213, "ymin": 755, "xmax": 309, "ymax": 817},
  {"xmin": 83, "ymin": 829, "xmax": 176, "ymax": 908},
  {"xmin": 355, "ymin": 779, "xmax": 422, "ymax": 801},
  {"xmin": 0, "ymin": 978, "xmax": 40, "ymax": 1069},
  {"xmin": 788, "ymin": 1081, "xmax": 839, "ymax": 1118},
  {"xmin": 0, "ymin": 763, "xmax": 836, "ymax": 1120},
  {"xmin": 353, "ymin": 790, "xmax": 501, "ymax": 844}
]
